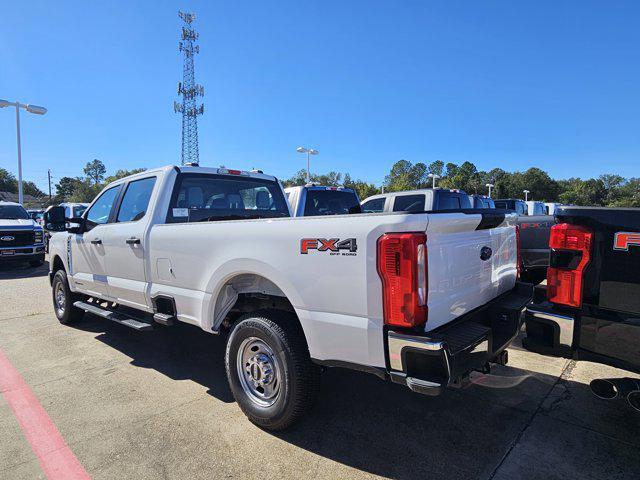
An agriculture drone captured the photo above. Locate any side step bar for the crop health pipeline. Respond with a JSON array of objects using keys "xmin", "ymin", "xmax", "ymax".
[{"xmin": 73, "ymin": 301, "xmax": 154, "ymax": 331}]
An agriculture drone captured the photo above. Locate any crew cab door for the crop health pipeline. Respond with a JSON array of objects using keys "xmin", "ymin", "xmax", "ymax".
[
  {"xmin": 100, "ymin": 176, "xmax": 157, "ymax": 311},
  {"xmin": 69, "ymin": 185, "xmax": 122, "ymax": 298}
]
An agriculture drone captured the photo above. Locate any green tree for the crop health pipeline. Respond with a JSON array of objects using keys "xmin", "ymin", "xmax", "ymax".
[
  {"xmin": 0, "ymin": 168, "xmax": 18, "ymax": 193},
  {"xmin": 428, "ymin": 160, "xmax": 444, "ymax": 177},
  {"xmin": 55, "ymin": 177, "xmax": 84, "ymax": 198},
  {"xmin": 84, "ymin": 159, "xmax": 106, "ymax": 185},
  {"xmin": 69, "ymin": 179, "xmax": 102, "ymax": 203},
  {"xmin": 343, "ymin": 174, "xmax": 380, "ymax": 200},
  {"xmin": 104, "ymin": 168, "xmax": 146, "ymax": 184},
  {"xmin": 22, "ymin": 181, "xmax": 45, "ymax": 197}
]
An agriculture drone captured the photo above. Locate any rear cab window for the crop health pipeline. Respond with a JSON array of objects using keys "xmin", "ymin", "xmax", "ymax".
[
  {"xmin": 303, "ymin": 189, "xmax": 361, "ymax": 216},
  {"xmin": 166, "ymin": 173, "xmax": 289, "ymax": 223},
  {"xmin": 436, "ymin": 192, "xmax": 472, "ymax": 210},
  {"xmin": 392, "ymin": 194, "xmax": 425, "ymax": 212}
]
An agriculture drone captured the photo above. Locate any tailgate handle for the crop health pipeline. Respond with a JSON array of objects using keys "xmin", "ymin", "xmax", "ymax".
[{"xmin": 126, "ymin": 237, "xmax": 141, "ymax": 245}]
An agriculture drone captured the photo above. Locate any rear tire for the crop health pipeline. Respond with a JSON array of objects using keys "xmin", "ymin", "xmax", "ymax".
[
  {"xmin": 52, "ymin": 270, "xmax": 84, "ymax": 325},
  {"xmin": 225, "ymin": 310, "xmax": 320, "ymax": 431}
]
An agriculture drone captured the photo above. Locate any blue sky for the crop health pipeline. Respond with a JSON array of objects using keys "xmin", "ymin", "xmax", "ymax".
[{"xmin": 1, "ymin": 0, "xmax": 639, "ymax": 192}]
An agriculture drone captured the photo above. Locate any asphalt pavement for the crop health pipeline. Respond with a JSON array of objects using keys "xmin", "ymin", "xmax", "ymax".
[{"xmin": 1, "ymin": 260, "xmax": 639, "ymax": 479}]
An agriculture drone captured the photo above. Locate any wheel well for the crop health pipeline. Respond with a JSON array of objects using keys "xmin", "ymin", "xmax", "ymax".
[
  {"xmin": 215, "ymin": 274, "xmax": 297, "ymax": 333},
  {"xmin": 51, "ymin": 255, "xmax": 65, "ymax": 273}
]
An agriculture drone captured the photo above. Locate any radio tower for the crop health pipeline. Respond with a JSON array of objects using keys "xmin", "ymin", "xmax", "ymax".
[{"xmin": 174, "ymin": 11, "xmax": 204, "ymax": 165}]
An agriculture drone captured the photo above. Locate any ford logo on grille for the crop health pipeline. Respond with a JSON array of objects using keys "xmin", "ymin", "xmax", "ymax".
[{"xmin": 1, "ymin": 236, "xmax": 15, "ymax": 242}]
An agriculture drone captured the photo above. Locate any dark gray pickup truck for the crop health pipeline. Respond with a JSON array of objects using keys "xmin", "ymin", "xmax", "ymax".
[
  {"xmin": 494, "ymin": 199, "xmax": 554, "ymax": 284},
  {"xmin": 524, "ymin": 206, "xmax": 640, "ymax": 411}
]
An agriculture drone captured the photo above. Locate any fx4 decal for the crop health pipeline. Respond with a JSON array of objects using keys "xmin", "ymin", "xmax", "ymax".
[
  {"xmin": 300, "ymin": 238, "xmax": 358, "ymax": 256},
  {"xmin": 613, "ymin": 232, "xmax": 640, "ymax": 251}
]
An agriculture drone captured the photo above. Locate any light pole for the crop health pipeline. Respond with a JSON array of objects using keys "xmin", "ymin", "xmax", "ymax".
[
  {"xmin": 427, "ymin": 173, "xmax": 440, "ymax": 188},
  {"xmin": 523, "ymin": 190, "xmax": 530, "ymax": 201},
  {"xmin": 296, "ymin": 146, "xmax": 318, "ymax": 183},
  {"xmin": 486, "ymin": 183, "xmax": 494, "ymax": 197},
  {"xmin": 0, "ymin": 100, "xmax": 47, "ymax": 205}
]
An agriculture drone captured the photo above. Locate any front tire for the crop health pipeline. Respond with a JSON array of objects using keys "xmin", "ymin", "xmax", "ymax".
[
  {"xmin": 225, "ymin": 310, "xmax": 320, "ymax": 430},
  {"xmin": 51, "ymin": 270, "xmax": 84, "ymax": 325}
]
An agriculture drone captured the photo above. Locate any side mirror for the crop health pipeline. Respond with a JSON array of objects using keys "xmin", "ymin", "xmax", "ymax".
[
  {"xmin": 44, "ymin": 206, "xmax": 69, "ymax": 231},
  {"xmin": 66, "ymin": 217, "xmax": 85, "ymax": 234}
]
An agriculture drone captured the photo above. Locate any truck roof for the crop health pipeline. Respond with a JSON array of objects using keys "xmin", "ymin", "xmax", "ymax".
[
  {"xmin": 363, "ymin": 188, "xmax": 467, "ymax": 202},
  {"xmin": 106, "ymin": 165, "xmax": 280, "ymax": 187},
  {"xmin": 284, "ymin": 185, "xmax": 356, "ymax": 192}
]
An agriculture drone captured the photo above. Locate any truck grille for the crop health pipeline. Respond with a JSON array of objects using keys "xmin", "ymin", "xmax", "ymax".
[{"xmin": 0, "ymin": 230, "xmax": 34, "ymax": 247}]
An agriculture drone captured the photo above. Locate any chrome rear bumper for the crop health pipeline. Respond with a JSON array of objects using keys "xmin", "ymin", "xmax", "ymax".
[{"xmin": 387, "ymin": 283, "xmax": 533, "ymax": 396}]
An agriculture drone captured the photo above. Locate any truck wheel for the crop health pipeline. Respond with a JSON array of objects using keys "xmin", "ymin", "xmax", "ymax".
[
  {"xmin": 225, "ymin": 310, "xmax": 320, "ymax": 431},
  {"xmin": 51, "ymin": 270, "xmax": 84, "ymax": 325}
]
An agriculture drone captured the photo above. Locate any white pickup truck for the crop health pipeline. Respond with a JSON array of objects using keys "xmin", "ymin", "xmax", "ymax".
[{"xmin": 46, "ymin": 165, "xmax": 531, "ymax": 430}]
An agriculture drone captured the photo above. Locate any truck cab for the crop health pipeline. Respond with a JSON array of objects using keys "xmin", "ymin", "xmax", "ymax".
[
  {"xmin": 361, "ymin": 188, "xmax": 472, "ymax": 213},
  {"xmin": 494, "ymin": 199, "xmax": 528, "ymax": 215},
  {"xmin": 284, "ymin": 184, "xmax": 361, "ymax": 216},
  {"xmin": 469, "ymin": 194, "xmax": 496, "ymax": 209},
  {"xmin": 0, "ymin": 201, "xmax": 45, "ymax": 266},
  {"xmin": 525, "ymin": 201, "xmax": 546, "ymax": 216}
]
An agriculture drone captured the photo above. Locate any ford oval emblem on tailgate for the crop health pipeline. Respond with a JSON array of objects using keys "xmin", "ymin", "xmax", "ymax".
[
  {"xmin": 480, "ymin": 246, "xmax": 492, "ymax": 261},
  {"xmin": 1, "ymin": 236, "xmax": 15, "ymax": 242}
]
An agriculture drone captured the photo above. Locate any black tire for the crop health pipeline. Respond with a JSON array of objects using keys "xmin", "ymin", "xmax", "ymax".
[
  {"xmin": 51, "ymin": 270, "xmax": 84, "ymax": 325},
  {"xmin": 225, "ymin": 310, "xmax": 320, "ymax": 431}
]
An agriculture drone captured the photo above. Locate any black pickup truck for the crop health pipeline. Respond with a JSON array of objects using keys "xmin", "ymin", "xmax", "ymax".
[{"xmin": 523, "ymin": 206, "xmax": 640, "ymax": 410}]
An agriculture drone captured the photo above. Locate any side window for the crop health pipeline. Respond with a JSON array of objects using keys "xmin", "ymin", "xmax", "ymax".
[
  {"xmin": 393, "ymin": 194, "xmax": 425, "ymax": 212},
  {"xmin": 85, "ymin": 186, "xmax": 121, "ymax": 230},
  {"xmin": 361, "ymin": 198, "xmax": 385, "ymax": 213},
  {"xmin": 117, "ymin": 177, "xmax": 156, "ymax": 222}
]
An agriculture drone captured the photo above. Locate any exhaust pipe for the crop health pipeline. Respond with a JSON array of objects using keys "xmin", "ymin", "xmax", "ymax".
[
  {"xmin": 627, "ymin": 391, "xmax": 640, "ymax": 413},
  {"xmin": 589, "ymin": 378, "xmax": 640, "ymax": 400}
]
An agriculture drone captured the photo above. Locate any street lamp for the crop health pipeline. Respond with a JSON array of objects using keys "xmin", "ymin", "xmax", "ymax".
[
  {"xmin": 523, "ymin": 190, "xmax": 530, "ymax": 201},
  {"xmin": 0, "ymin": 99, "xmax": 48, "ymax": 205},
  {"xmin": 296, "ymin": 146, "xmax": 319, "ymax": 183},
  {"xmin": 486, "ymin": 183, "xmax": 494, "ymax": 197},
  {"xmin": 427, "ymin": 173, "xmax": 440, "ymax": 188}
]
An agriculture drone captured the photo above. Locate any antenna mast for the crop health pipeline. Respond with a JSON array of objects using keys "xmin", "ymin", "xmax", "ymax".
[{"xmin": 174, "ymin": 11, "xmax": 204, "ymax": 165}]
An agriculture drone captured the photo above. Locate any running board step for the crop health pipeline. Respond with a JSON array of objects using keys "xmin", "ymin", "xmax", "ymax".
[
  {"xmin": 153, "ymin": 313, "xmax": 176, "ymax": 326},
  {"xmin": 73, "ymin": 301, "xmax": 154, "ymax": 331}
]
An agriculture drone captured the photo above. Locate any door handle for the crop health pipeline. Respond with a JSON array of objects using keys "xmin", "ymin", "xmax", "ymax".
[
  {"xmin": 126, "ymin": 237, "xmax": 141, "ymax": 245},
  {"xmin": 90, "ymin": 238, "xmax": 102, "ymax": 245}
]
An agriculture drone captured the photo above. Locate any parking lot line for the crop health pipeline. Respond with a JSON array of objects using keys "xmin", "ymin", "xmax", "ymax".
[{"xmin": 0, "ymin": 348, "xmax": 90, "ymax": 480}]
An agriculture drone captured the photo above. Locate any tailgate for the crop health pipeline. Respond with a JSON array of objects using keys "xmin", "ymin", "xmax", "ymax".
[{"xmin": 425, "ymin": 212, "xmax": 518, "ymax": 331}]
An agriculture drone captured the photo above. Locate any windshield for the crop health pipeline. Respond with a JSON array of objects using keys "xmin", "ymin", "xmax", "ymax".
[
  {"xmin": 166, "ymin": 173, "xmax": 290, "ymax": 223},
  {"xmin": 0, "ymin": 205, "xmax": 30, "ymax": 220},
  {"xmin": 304, "ymin": 189, "xmax": 361, "ymax": 216}
]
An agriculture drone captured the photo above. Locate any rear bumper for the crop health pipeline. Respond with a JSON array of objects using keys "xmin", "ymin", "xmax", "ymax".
[
  {"xmin": 387, "ymin": 282, "xmax": 533, "ymax": 395},
  {"xmin": 522, "ymin": 302, "xmax": 575, "ymax": 356}
]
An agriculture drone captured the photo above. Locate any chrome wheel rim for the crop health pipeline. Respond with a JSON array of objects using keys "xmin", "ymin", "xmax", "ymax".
[
  {"xmin": 236, "ymin": 337, "xmax": 281, "ymax": 407},
  {"xmin": 54, "ymin": 281, "xmax": 66, "ymax": 316}
]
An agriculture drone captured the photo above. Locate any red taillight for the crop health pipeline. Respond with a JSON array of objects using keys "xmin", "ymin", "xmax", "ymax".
[
  {"xmin": 515, "ymin": 225, "xmax": 521, "ymax": 279},
  {"xmin": 377, "ymin": 233, "xmax": 428, "ymax": 328},
  {"xmin": 228, "ymin": 169, "xmax": 242, "ymax": 175},
  {"xmin": 547, "ymin": 223, "xmax": 593, "ymax": 307}
]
